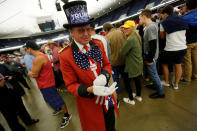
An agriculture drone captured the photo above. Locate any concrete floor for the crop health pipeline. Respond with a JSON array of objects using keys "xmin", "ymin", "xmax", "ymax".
[{"xmin": 1, "ymin": 77, "xmax": 197, "ymax": 131}]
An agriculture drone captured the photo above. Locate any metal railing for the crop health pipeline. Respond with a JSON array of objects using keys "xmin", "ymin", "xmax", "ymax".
[
  {"xmin": 0, "ymin": 0, "xmax": 180, "ymax": 52},
  {"xmin": 0, "ymin": 36, "xmax": 69, "ymax": 52},
  {"xmin": 95, "ymin": 0, "xmax": 180, "ymax": 30}
]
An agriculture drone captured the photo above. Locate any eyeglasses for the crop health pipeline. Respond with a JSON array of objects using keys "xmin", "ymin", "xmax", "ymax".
[{"xmin": 75, "ymin": 27, "xmax": 92, "ymax": 34}]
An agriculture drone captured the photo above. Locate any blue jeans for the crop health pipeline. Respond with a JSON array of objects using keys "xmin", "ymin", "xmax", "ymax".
[{"xmin": 146, "ymin": 61, "xmax": 164, "ymax": 95}]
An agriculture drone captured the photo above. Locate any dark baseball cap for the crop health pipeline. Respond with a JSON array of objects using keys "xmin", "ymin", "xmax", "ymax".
[{"xmin": 23, "ymin": 40, "xmax": 40, "ymax": 50}]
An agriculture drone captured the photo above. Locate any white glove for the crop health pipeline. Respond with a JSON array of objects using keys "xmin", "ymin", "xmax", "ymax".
[
  {"xmin": 93, "ymin": 82, "xmax": 118, "ymax": 96},
  {"xmin": 93, "ymin": 74, "xmax": 107, "ymax": 86}
]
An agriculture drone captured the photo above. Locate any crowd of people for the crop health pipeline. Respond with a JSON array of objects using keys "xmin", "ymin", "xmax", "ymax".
[{"xmin": 0, "ymin": 0, "xmax": 197, "ymax": 130}]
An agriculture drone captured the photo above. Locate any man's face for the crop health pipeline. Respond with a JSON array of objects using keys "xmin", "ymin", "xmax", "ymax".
[
  {"xmin": 26, "ymin": 48, "xmax": 32, "ymax": 55},
  {"xmin": 48, "ymin": 44, "xmax": 53, "ymax": 49},
  {"xmin": 2, "ymin": 57, "xmax": 9, "ymax": 63},
  {"xmin": 161, "ymin": 13, "xmax": 168, "ymax": 20},
  {"xmin": 157, "ymin": 13, "xmax": 163, "ymax": 19},
  {"xmin": 139, "ymin": 15, "xmax": 145, "ymax": 25},
  {"xmin": 180, "ymin": 6, "xmax": 188, "ymax": 15},
  {"xmin": 70, "ymin": 24, "xmax": 91, "ymax": 45}
]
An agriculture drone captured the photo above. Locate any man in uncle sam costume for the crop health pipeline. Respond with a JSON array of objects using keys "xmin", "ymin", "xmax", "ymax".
[{"xmin": 59, "ymin": 1, "xmax": 119, "ymax": 131}]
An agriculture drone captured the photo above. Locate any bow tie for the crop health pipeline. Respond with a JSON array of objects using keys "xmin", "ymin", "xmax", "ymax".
[
  {"xmin": 83, "ymin": 45, "xmax": 89, "ymax": 52},
  {"xmin": 73, "ymin": 45, "xmax": 103, "ymax": 70}
]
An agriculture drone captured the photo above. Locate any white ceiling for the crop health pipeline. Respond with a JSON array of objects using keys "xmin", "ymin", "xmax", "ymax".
[
  {"xmin": 0, "ymin": 0, "xmax": 131, "ymax": 39},
  {"xmin": 84, "ymin": 0, "xmax": 131, "ymax": 18}
]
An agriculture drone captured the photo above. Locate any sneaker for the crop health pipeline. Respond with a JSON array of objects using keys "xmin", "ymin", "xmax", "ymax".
[
  {"xmin": 180, "ymin": 79, "xmax": 190, "ymax": 84},
  {"xmin": 192, "ymin": 77, "xmax": 197, "ymax": 81},
  {"xmin": 132, "ymin": 93, "xmax": 142, "ymax": 102},
  {"xmin": 135, "ymin": 96, "xmax": 142, "ymax": 102},
  {"xmin": 123, "ymin": 98, "xmax": 135, "ymax": 105},
  {"xmin": 149, "ymin": 92, "xmax": 165, "ymax": 99},
  {"xmin": 173, "ymin": 84, "xmax": 179, "ymax": 90},
  {"xmin": 60, "ymin": 115, "xmax": 72, "ymax": 128},
  {"xmin": 161, "ymin": 80, "xmax": 170, "ymax": 87},
  {"xmin": 53, "ymin": 109, "xmax": 63, "ymax": 116}
]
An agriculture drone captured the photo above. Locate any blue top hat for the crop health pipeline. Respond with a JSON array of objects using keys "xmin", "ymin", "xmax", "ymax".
[{"xmin": 63, "ymin": 1, "xmax": 94, "ymax": 29}]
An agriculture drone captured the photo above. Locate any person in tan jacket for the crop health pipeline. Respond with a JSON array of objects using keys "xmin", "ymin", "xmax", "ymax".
[{"xmin": 103, "ymin": 22, "xmax": 127, "ymax": 94}]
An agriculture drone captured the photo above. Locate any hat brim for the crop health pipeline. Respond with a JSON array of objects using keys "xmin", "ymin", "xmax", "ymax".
[
  {"xmin": 121, "ymin": 25, "xmax": 130, "ymax": 29},
  {"xmin": 121, "ymin": 24, "xmax": 136, "ymax": 29},
  {"xmin": 63, "ymin": 19, "xmax": 94, "ymax": 29}
]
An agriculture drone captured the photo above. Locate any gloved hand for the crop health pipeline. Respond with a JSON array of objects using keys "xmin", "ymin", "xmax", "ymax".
[
  {"xmin": 93, "ymin": 82, "xmax": 118, "ymax": 96},
  {"xmin": 93, "ymin": 74, "xmax": 107, "ymax": 86}
]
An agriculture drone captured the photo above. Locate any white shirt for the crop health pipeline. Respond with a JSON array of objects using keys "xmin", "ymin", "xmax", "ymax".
[
  {"xmin": 74, "ymin": 40, "xmax": 90, "ymax": 53},
  {"xmin": 91, "ymin": 34, "xmax": 109, "ymax": 58},
  {"xmin": 160, "ymin": 24, "xmax": 187, "ymax": 51}
]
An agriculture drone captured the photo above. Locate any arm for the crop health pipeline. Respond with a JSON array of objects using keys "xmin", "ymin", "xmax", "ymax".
[
  {"xmin": 159, "ymin": 24, "xmax": 165, "ymax": 39},
  {"xmin": 146, "ymin": 40, "xmax": 157, "ymax": 63},
  {"xmin": 0, "ymin": 79, "xmax": 5, "ymax": 87},
  {"xmin": 104, "ymin": 37, "xmax": 112, "ymax": 62},
  {"xmin": 106, "ymin": 41, "xmax": 111, "ymax": 62},
  {"xmin": 120, "ymin": 38, "xmax": 133, "ymax": 55},
  {"xmin": 146, "ymin": 25, "xmax": 158, "ymax": 64},
  {"xmin": 28, "ymin": 56, "xmax": 45, "ymax": 78},
  {"xmin": 160, "ymin": 32, "xmax": 165, "ymax": 39}
]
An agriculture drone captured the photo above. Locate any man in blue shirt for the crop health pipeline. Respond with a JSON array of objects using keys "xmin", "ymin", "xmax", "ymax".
[
  {"xmin": 22, "ymin": 53, "xmax": 35, "ymax": 72},
  {"xmin": 182, "ymin": 0, "xmax": 197, "ymax": 83}
]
